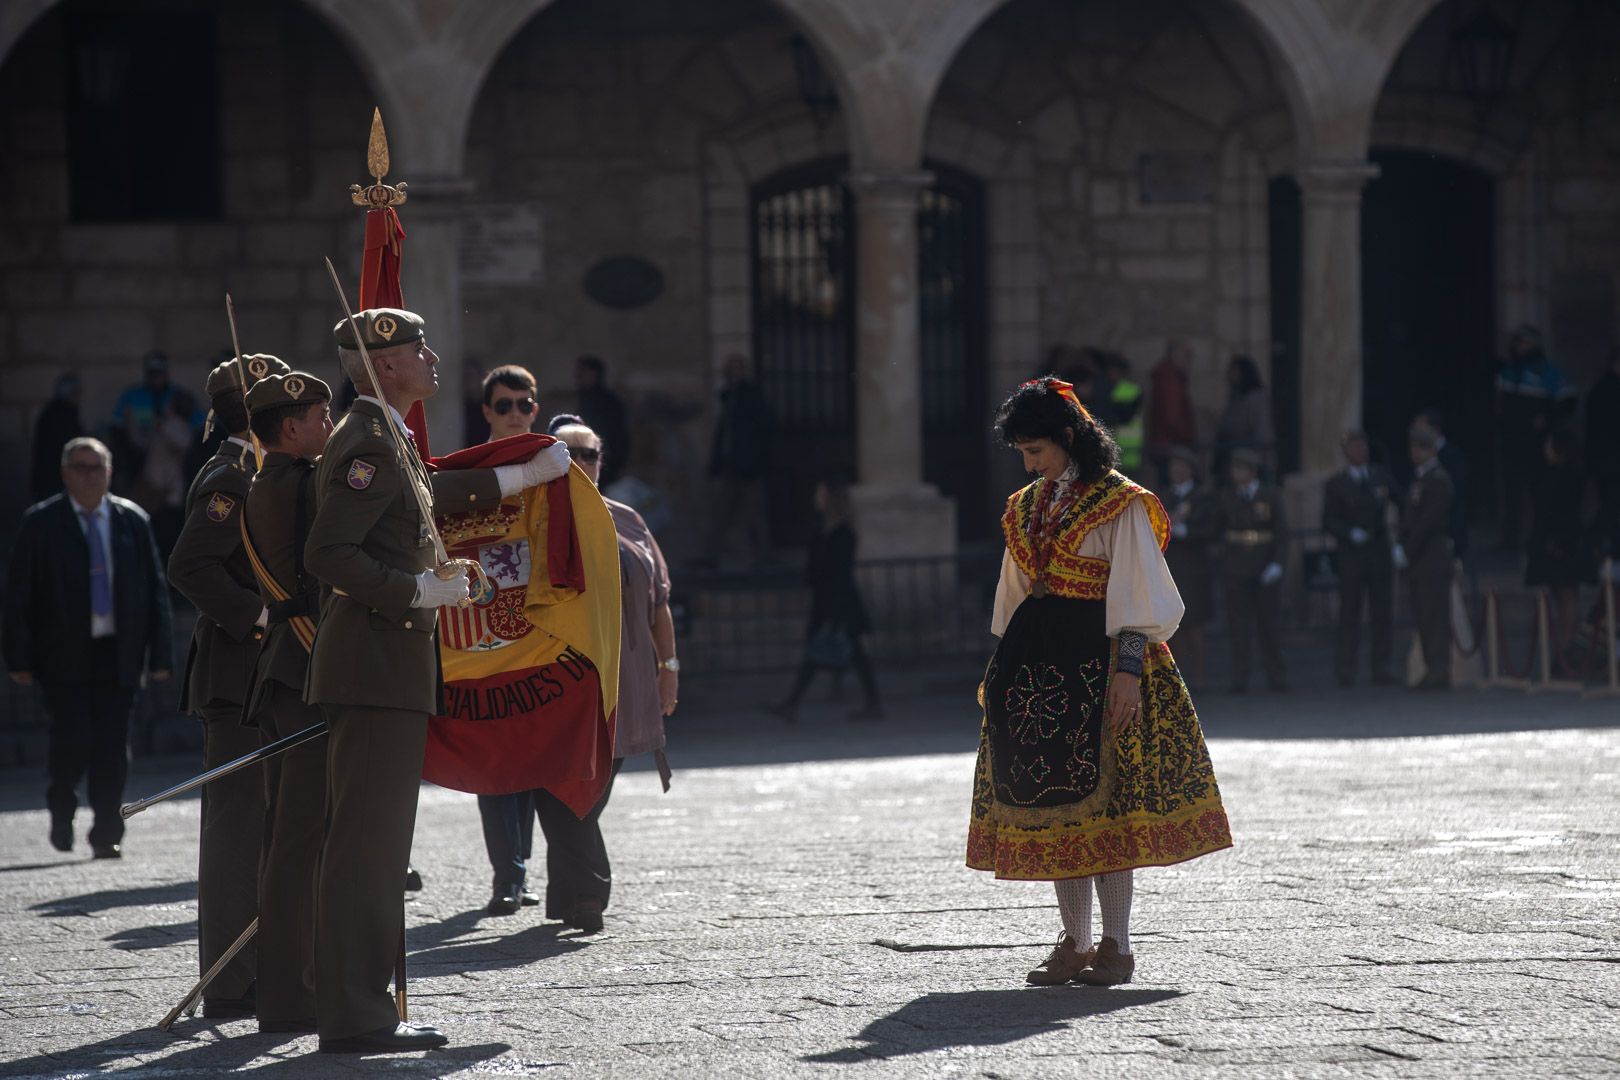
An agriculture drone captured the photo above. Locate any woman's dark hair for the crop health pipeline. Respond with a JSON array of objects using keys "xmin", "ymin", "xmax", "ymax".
[
  {"xmin": 482, "ymin": 364, "xmax": 537, "ymax": 405},
  {"xmin": 1228, "ymin": 354, "xmax": 1263, "ymax": 393},
  {"xmin": 994, "ymin": 376, "xmax": 1119, "ymax": 483},
  {"xmin": 547, "ymin": 412, "xmax": 585, "ymax": 436}
]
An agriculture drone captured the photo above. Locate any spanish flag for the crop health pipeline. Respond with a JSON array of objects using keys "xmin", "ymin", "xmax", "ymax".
[{"xmin": 422, "ymin": 434, "xmax": 621, "ymax": 817}]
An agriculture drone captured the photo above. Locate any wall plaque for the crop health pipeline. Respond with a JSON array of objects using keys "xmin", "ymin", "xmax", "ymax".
[{"xmin": 461, "ymin": 204, "xmax": 544, "ymax": 287}]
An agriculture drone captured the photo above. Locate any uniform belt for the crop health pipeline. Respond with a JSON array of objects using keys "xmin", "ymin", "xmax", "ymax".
[{"xmin": 1226, "ymin": 529, "xmax": 1274, "ymax": 545}]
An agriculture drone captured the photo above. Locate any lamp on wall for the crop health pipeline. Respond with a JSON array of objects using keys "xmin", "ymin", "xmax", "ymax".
[
  {"xmin": 790, "ymin": 35, "xmax": 839, "ymax": 128},
  {"xmin": 1451, "ymin": 1, "xmax": 1519, "ymax": 110}
]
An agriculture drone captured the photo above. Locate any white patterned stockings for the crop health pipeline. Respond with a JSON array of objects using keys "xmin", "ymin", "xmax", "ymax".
[{"xmin": 1054, "ymin": 870, "xmax": 1133, "ymax": 954}]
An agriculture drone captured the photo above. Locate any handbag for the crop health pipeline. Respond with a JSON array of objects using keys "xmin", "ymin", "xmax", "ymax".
[{"xmin": 806, "ymin": 626, "xmax": 854, "ymax": 669}]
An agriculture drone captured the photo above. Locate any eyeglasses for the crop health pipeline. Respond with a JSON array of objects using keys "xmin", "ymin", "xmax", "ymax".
[
  {"xmin": 571, "ymin": 447, "xmax": 602, "ymax": 464},
  {"xmin": 491, "ymin": 397, "xmax": 537, "ymax": 416}
]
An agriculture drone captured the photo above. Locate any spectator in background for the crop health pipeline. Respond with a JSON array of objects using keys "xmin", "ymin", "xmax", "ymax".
[
  {"xmin": 1161, "ymin": 447, "xmax": 1215, "ymax": 688},
  {"xmin": 1215, "ymin": 447, "xmax": 1287, "ymax": 692},
  {"xmin": 1096, "ymin": 353, "xmax": 1145, "ymax": 479},
  {"xmin": 482, "ymin": 365, "xmax": 540, "ymax": 441},
  {"xmin": 1401, "ymin": 425, "xmax": 1455, "ymax": 691},
  {"xmin": 1322, "ymin": 430, "xmax": 1397, "ymax": 687},
  {"xmin": 130, "ymin": 389, "xmax": 198, "ymax": 560},
  {"xmin": 703, "ymin": 353, "xmax": 773, "ymax": 566},
  {"xmin": 575, "ymin": 355, "xmax": 629, "ymax": 488},
  {"xmin": 1496, "ymin": 325, "xmax": 1577, "ymax": 550},
  {"xmin": 1526, "ymin": 428, "xmax": 1592, "ymax": 673},
  {"xmin": 4, "ymin": 437, "xmax": 173, "ymax": 857},
  {"xmin": 30, "ymin": 373, "xmax": 85, "ymax": 504},
  {"xmin": 1213, "ymin": 355, "xmax": 1273, "ymax": 482},
  {"xmin": 1412, "ymin": 409, "xmax": 1470, "ymax": 561},
  {"xmin": 1586, "ymin": 347, "xmax": 1620, "ymax": 563},
  {"xmin": 1146, "ymin": 340, "xmax": 1197, "ymax": 485}
]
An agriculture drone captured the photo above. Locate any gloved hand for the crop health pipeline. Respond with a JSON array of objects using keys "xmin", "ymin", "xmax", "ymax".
[
  {"xmin": 1392, "ymin": 544, "xmax": 1409, "ymax": 571},
  {"xmin": 1259, "ymin": 562, "xmax": 1284, "ymax": 586},
  {"xmin": 496, "ymin": 443, "xmax": 572, "ymax": 496},
  {"xmin": 413, "ymin": 568, "xmax": 470, "ymax": 609},
  {"xmin": 1348, "ymin": 526, "xmax": 1370, "ymax": 545}
]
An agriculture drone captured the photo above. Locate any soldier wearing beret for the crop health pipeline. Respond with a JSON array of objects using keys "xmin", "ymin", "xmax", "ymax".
[
  {"xmin": 304, "ymin": 309, "xmax": 568, "ymax": 1053},
  {"xmin": 1215, "ymin": 447, "xmax": 1288, "ymax": 692},
  {"xmin": 240, "ymin": 371, "xmax": 333, "ymax": 1034},
  {"xmin": 166, "ymin": 353, "xmax": 289, "ymax": 1019}
]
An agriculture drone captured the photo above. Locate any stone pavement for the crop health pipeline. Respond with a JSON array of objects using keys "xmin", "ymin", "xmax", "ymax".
[{"xmin": 1, "ymin": 676, "xmax": 1617, "ymax": 1079}]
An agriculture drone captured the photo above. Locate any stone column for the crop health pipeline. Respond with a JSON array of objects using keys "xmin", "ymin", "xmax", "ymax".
[
  {"xmin": 1297, "ymin": 160, "xmax": 1378, "ymax": 475},
  {"xmin": 845, "ymin": 170, "xmax": 957, "ymax": 559},
  {"xmin": 400, "ymin": 176, "xmax": 474, "ymax": 454}
]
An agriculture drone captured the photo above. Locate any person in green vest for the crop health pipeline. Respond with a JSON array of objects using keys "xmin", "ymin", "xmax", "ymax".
[{"xmin": 1098, "ymin": 353, "xmax": 1145, "ymax": 478}]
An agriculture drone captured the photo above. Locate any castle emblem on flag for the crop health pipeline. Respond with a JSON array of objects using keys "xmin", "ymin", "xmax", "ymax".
[
  {"xmin": 347, "ymin": 460, "xmax": 377, "ymax": 490},
  {"xmin": 205, "ymin": 493, "xmax": 236, "ymax": 522}
]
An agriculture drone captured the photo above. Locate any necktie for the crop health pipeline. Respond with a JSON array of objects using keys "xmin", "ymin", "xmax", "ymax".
[{"xmin": 82, "ymin": 509, "xmax": 112, "ymax": 618}]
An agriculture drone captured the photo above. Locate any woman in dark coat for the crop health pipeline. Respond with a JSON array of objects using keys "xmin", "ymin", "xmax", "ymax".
[{"xmin": 771, "ymin": 480, "xmax": 882, "ymax": 721}]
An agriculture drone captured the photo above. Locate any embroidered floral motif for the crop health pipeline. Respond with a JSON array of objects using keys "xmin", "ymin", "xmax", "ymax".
[{"xmin": 1004, "ymin": 664, "xmax": 1069, "ymax": 745}]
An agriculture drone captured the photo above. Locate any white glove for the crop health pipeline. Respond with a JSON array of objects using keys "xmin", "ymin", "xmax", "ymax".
[
  {"xmin": 1392, "ymin": 544, "xmax": 1409, "ymax": 571},
  {"xmin": 1348, "ymin": 527, "xmax": 1370, "ymax": 545},
  {"xmin": 495, "ymin": 444, "xmax": 572, "ymax": 497},
  {"xmin": 413, "ymin": 569, "xmax": 469, "ymax": 609},
  {"xmin": 255, "ymin": 607, "xmax": 269, "ymax": 628},
  {"xmin": 1171, "ymin": 522, "xmax": 1189, "ymax": 540},
  {"xmin": 1259, "ymin": 562, "xmax": 1284, "ymax": 586}
]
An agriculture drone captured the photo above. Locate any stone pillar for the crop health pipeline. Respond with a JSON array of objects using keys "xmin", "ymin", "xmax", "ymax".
[
  {"xmin": 1297, "ymin": 160, "xmax": 1378, "ymax": 475},
  {"xmin": 400, "ymin": 177, "xmax": 474, "ymax": 454},
  {"xmin": 845, "ymin": 170, "xmax": 957, "ymax": 559}
]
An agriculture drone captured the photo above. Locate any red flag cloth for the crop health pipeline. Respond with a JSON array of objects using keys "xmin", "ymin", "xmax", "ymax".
[{"xmin": 356, "ymin": 206, "xmax": 432, "ymax": 456}]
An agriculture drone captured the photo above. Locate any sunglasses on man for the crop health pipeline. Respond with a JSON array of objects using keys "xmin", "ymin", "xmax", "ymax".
[{"xmin": 491, "ymin": 396, "xmax": 537, "ymax": 416}]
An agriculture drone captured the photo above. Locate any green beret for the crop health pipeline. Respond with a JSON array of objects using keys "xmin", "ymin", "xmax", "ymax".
[
  {"xmin": 334, "ymin": 308, "xmax": 425, "ymax": 351},
  {"xmin": 206, "ymin": 354, "xmax": 290, "ymax": 399},
  {"xmin": 246, "ymin": 371, "xmax": 331, "ymax": 413},
  {"xmin": 1231, "ymin": 447, "xmax": 1263, "ymax": 469}
]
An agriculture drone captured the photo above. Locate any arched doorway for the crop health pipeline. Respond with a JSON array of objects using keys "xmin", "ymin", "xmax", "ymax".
[{"xmin": 1360, "ymin": 150, "xmax": 1495, "ymax": 488}]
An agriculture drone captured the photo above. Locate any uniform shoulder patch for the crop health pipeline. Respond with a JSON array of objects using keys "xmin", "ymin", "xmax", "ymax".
[
  {"xmin": 347, "ymin": 459, "xmax": 378, "ymax": 490},
  {"xmin": 205, "ymin": 492, "xmax": 237, "ymax": 522}
]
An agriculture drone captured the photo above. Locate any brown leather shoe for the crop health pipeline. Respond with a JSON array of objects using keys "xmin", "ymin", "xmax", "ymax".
[
  {"xmin": 1076, "ymin": 936, "xmax": 1135, "ymax": 985},
  {"xmin": 1025, "ymin": 933, "xmax": 1096, "ymax": 985}
]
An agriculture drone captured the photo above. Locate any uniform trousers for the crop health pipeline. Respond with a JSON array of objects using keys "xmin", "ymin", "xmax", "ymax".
[
  {"xmin": 479, "ymin": 760, "xmax": 623, "ymax": 919},
  {"xmin": 1224, "ymin": 575, "xmax": 1284, "ymax": 688},
  {"xmin": 199, "ymin": 706, "xmax": 264, "ymax": 1003},
  {"xmin": 315, "ymin": 704, "xmax": 426, "ymax": 1040},
  {"xmin": 1335, "ymin": 549, "xmax": 1393, "ymax": 681},
  {"xmin": 255, "ymin": 683, "xmax": 327, "ymax": 1025},
  {"xmin": 1409, "ymin": 548, "xmax": 1453, "ymax": 684},
  {"xmin": 40, "ymin": 637, "xmax": 132, "ymax": 848}
]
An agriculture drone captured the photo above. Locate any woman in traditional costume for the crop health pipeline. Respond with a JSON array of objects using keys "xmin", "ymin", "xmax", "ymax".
[{"xmin": 966, "ymin": 377, "xmax": 1232, "ymax": 986}]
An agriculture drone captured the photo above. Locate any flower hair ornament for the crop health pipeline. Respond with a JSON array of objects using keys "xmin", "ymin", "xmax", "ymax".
[{"xmin": 1021, "ymin": 376, "xmax": 1091, "ymax": 419}]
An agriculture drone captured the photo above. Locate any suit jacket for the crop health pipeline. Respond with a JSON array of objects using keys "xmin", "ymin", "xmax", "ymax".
[
  {"xmin": 242, "ymin": 451, "xmax": 318, "ymax": 723},
  {"xmin": 168, "ymin": 441, "xmax": 263, "ymax": 714},
  {"xmin": 1400, "ymin": 464, "xmax": 1455, "ymax": 567},
  {"xmin": 303, "ymin": 399, "xmax": 501, "ymax": 714},
  {"xmin": 1436, "ymin": 442, "xmax": 1470, "ymax": 555},
  {"xmin": 1322, "ymin": 465, "xmax": 1395, "ymax": 566},
  {"xmin": 3, "ymin": 493, "xmax": 173, "ymax": 688},
  {"xmin": 1215, "ymin": 483, "xmax": 1287, "ymax": 579}
]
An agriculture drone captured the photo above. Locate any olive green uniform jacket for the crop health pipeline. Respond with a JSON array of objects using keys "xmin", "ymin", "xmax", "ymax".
[
  {"xmin": 303, "ymin": 399, "xmax": 501, "ymax": 713},
  {"xmin": 242, "ymin": 451, "xmax": 319, "ymax": 723},
  {"xmin": 1214, "ymin": 482, "xmax": 1288, "ymax": 581},
  {"xmin": 168, "ymin": 439, "xmax": 264, "ymax": 715}
]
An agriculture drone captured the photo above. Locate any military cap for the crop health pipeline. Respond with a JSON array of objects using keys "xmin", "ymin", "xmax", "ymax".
[
  {"xmin": 1230, "ymin": 447, "xmax": 1263, "ymax": 469},
  {"xmin": 246, "ymin": 371, "xmax": 331, "ymax": 413},
  {"xmin": 206, "ymin": 354, "xmax": 290, "ymax": 399},
  {"xmin": 333, "ymin": 308, "xmax": 425, "ymax": 351}
]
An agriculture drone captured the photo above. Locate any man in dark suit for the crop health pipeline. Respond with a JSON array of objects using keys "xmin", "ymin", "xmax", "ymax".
[
  {"xmin": 1414, "ymin": 409, "xmax": 1469, "ymax": 560},
  {"xmin": 1322, "ymin": 430, "xmax": 1397, "ymax": 687},
  {"xmin": 1401, "ymin": 425, "xmax": 1455, "ymax": 691},
  {"xmin": 4, "ymin": 437, "xmax": 173, "ymax": 857},
  {"xmin": 1215, "ymin": 448, "xmax": 1288, "ymax": 692}
]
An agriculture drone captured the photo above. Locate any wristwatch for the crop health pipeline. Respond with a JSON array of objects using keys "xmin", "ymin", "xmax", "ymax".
[{"xmin": 659, "ymin": 656, "xmax": 680, "ymax": 673}]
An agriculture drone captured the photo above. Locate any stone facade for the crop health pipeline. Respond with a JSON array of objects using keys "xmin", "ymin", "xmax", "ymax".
[{"xmin": 2, "ymin": 0, "xmax": 1618, "ymax": 556}]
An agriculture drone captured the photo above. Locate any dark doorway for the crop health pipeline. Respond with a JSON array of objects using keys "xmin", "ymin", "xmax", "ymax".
[
  {"xmin": 1361, "ymin": 150, "xmax": 1495, "ymax": 498},
  {"xmin": 1267, "ymin": 176, "xmax": 1303, "ymax": 477}
]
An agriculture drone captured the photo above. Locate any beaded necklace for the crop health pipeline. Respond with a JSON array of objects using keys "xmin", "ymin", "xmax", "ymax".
[{"xmin": 1027, "ymin": 465, "xmax": 1084, "ymax": 598}]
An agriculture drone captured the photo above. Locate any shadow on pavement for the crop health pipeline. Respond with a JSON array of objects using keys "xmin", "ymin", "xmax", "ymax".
[
  {"xmin": 105, "ymin": 919, "xmax": 196, "ymax": 950},
  {"xmin": 29, "ymin": 880, "xmax": 196, "ymax": 916},
  {"xmin": 803, "ymin": 986, "xmax": 1183, "ymax": 1062},
  {"xmin": 407, "ymin": 908, "xmax": 592, "ymax": 975}
]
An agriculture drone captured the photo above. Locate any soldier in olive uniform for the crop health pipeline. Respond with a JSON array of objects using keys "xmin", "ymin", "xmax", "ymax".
[
  {"xmin": 1215, "ymin": 447, "xmax": 1288, "ymax": 692},
  {"xmin": 240, "ymin": 371, "xmax": 334, "ymax": 1034},
  {"xmin": 167, "ymin": 353, "xmax": 289, "ymax": 1019},
  {"xmin": 1322, "ymin": 430, "xmax": 1398, "ymax": 687},
  {"xmin": 303, "ymin": 309, "xmax": 569, "ymax": 1053},
  {"xmin": 1401, "ymin": 425, "xmax": 1455, "ymax": 691}
]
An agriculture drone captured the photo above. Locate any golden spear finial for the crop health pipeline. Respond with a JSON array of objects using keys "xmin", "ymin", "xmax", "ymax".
[{"xmin": 350, "ymin": 107, "xmax": 408, "ymax": 208}]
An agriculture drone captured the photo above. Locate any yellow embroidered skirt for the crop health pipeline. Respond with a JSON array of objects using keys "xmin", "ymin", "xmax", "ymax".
[{"xmin": 966, "ymin": 599, "xmax": 1231, "ymax": 880}]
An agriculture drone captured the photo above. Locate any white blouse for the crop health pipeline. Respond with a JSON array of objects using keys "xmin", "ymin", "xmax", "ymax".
[{"xmin": 991, "ymin": 495, "xmax": 1185, "ymax": 642}]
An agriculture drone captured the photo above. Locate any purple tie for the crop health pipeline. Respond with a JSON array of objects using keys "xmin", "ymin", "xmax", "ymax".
[{"xmin": 82, "ymin": 509, "xmax": 112, "ymax": 618}]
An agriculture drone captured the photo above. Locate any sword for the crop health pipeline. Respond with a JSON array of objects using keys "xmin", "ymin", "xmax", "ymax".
[
  {"xmin": 120, "ymin": 722, "xmax": 328, "ymax": 819},
  {"xmin": 223, "ymin": 293, "xmax": 264, "ymax": 469}
]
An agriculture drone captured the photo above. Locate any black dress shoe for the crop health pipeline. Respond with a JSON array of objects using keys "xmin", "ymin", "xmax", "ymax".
[
  {"xmin": 49, "ymin": 819, "xmax": 72, "ymax": 853},
  {"xmin": 202, "ymin": 998, "xmax": 256, "ymax": 1020},
  {"xmin": 259, "ymin": 1018, "xmax": 316, "ymax": 1034},
  {"xmin": 319, "ymin": 1022, "xmax": 448, "ymax": 1054},
  {"xmin": 91, "ymin": 843, "xmax": 122, "ymax": 859},
  {"xmin": 487, "ymin": 883, "xmax": 521, "ymax": 916},
  {"xmin": 404, "ymin": 866, "xmax": 424, "ymax": 892},
  {"xmin": 520, "ymin": 889, "xmax": 540, "ymax": 907},
  {"xmin": 566, "ymin": 898, "xmax": 605, "ymax": 934}
]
